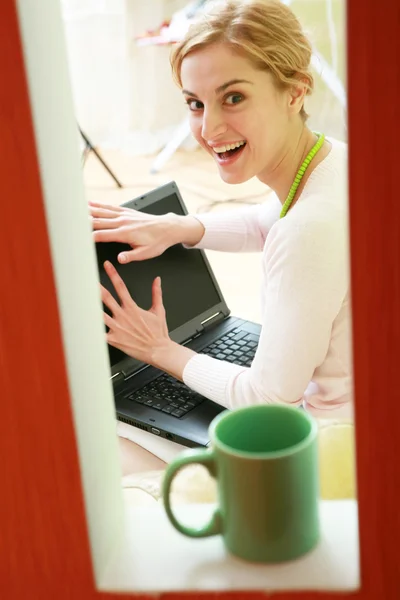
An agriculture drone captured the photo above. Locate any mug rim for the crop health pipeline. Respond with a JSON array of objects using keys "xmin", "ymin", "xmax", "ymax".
[{"xmin": 209, "ymin": 404, "xmax": 318, "ymax": 460}]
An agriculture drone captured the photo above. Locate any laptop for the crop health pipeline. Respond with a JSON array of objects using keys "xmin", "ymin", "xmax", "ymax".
[{"xmin": 95, "ymin": 181, "xmax": 261, "ymax": 448}]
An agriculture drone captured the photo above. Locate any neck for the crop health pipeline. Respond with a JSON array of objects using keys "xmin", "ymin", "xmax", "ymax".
[{"xmin": 258, "ymin": 126, "xmax": 318, "ymax": 204}]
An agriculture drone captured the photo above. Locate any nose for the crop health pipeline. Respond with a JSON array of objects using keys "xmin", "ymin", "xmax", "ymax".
[{"xmin": 201, "ymin": 107, "xmax": 227, "ymax": 141}]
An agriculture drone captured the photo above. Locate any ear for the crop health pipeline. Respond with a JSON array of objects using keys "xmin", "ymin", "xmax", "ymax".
[{"xmin": 288, "ymin": 78, "xmax": 308, "ymax": 115}]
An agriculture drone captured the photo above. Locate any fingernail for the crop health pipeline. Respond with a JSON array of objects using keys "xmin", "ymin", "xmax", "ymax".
[
  {"xmin": 119, "ymin": 254, "xmax": 126, "ymax": 263},
  {"xmin": 157, "ymin": 276, "xmax": 161, "ymax": 286}
]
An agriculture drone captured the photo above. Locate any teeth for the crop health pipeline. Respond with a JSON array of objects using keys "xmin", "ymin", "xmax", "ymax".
[{"xmin": 213, "ymin": 141, "xmax": 246, "ymax": 153}]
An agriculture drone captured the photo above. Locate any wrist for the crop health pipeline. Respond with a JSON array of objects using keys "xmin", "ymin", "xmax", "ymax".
[
  {"xmin": 150, "ymin": 338, "xmax": 197, "ymax": 381},
  {"xmin": 167, "ymin": 213, "xmax": 205, "ymax": 247}
]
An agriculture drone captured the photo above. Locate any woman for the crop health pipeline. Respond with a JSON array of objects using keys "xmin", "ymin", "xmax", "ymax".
[{"xmin": 90, "ymin": 0, "xmax": 351, "ymax": 473}]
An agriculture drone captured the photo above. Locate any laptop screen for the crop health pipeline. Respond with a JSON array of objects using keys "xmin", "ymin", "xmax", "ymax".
[{"xmin": 95, "ymin": 192, "xmax": 222, "ymax": 368}]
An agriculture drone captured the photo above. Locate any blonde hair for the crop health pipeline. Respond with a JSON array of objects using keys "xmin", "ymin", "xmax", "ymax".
[{"xmin": 170, "ymin": 0, "xmax": 314, "ymax": 121}]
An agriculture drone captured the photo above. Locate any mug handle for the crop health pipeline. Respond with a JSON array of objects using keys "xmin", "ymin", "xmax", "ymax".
[{"xmin": 162, "ymin": 447, "xmax": 222, "ymax": 538}]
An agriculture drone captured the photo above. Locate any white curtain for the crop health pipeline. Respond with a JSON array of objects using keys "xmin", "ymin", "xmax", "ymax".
[{"xmin": 61, "ymin": 0, "xmax": 190, "ymax": 155}]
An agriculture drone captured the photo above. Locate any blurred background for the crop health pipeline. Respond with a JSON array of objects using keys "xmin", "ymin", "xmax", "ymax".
[{"xmin": 61, "ymin": 0, "xmax": 347, "ymax": 322}]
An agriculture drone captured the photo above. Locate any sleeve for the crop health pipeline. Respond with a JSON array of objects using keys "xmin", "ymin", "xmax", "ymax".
[
  {"xmin": 182, "ymin": 216, "xmax": 348, "ymax": 409},
  {"xmin": 185, "ymin": 196, "xmax": 281, "ymax": 253}
]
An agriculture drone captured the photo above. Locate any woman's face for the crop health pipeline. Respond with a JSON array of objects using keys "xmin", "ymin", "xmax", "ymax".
[{"xmin": 180, "ymin": 43, "xmax": 295, "ymax": 185}]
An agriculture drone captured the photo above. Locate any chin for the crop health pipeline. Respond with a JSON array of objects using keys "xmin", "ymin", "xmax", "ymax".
[{"xmin": 217, "ymin": 168, "xmax": 252, "ymax": 185}]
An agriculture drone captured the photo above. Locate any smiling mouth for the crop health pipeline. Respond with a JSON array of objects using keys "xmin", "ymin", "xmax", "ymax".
[{"xmin": 212, "ymin": 141, "xmax": 247, "ymax": 161}]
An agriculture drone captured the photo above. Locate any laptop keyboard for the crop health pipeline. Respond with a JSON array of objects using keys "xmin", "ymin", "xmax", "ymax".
[{"xmin": 126, "ymin": 328, "xmax": 259, "ymax": 418}]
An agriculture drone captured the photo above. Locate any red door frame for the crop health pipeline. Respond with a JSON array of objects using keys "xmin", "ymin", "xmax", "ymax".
[{"xmin": 1, "ymin": 0, "xmax": 399, "ymax": 598}]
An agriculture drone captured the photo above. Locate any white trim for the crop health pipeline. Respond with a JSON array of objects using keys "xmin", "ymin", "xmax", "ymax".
[
  {"xmin": 15, "ymin": 0, "xmax": 124, "ymax": 582},
  {"xmin": 100, "ymin": 500, "xmax": 359, "ymax": 592}
]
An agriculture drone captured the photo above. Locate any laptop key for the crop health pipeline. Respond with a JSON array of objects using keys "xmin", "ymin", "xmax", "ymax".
[
  {"xmin": 225, "ymin": 355, "xmax": 237, "ymax": 362},
  {"xmin": 247, "ymin": 334, "xmax": 260, "ymax": 343},
  {"xmin": 170, "ymin": 383, "xmax": 183, "ymax": 391},
  {"xmin": 152, "ymin": 401, "xmax": 167, "ymax": 410},
  {"xmin": 129, "ymin": 394, "xmax": 146, "ymax": 404},
  {"xmin": 162, "ymin": 405, "xmax": 174, "ymax": 414},
  {"xmin": 187, "ymin": 395, "xmax": 203, "ymax": 406},
  {"xmin": 232, "ymin": 330, "xmax": 248, "ymax": 341},
  {"xmin": 163, "ymin": 376, "xmax": 178, "ymax": 385},
  {"xmin": 171, "ymin": 409, "xmax": 185, "ymax": 418}
]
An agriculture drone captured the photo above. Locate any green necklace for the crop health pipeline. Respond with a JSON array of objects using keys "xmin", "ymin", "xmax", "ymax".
[{"xmin": 280, "ymin": 132, "xmax": 326, "ymax": 218}]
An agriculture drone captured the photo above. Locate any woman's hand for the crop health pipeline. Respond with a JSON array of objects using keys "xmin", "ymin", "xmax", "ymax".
[
  {"xmin": 101, "ymin": 261, "xmax": 196, "ymax": 377},
  {"xmin": 90, "ymin": 201, "xmax": 205, "ymax": 264},
  {"xmin": 101, "ymin": 261, "xmax": 170, "ymax": 364}
]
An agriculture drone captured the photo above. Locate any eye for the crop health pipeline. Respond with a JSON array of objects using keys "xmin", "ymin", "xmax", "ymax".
[
  {"xmin": 185, "ymin": 98, "xmax": 204, "ymax": 112},
  {"xmin": 224, "ymin": 93, "xmax": 244, "ymax": 106}
]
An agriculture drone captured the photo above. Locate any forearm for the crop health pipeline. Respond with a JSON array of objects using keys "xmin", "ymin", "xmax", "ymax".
[
  {"xmin": 151, "ymin": 338, "xmax": 197, "ymax": 381},
  {"xmin": 179, "ymin": 203, "xmax": 280, "ymax": 253},
  {"xmin": 171, "ymin": 200, "xmax": 281, "ymax": 254}
]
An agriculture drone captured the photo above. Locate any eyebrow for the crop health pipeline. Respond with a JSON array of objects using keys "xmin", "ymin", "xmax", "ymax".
[{"xmin": 182, "ymin": 79, "xmax": 253, "ymax": 97}]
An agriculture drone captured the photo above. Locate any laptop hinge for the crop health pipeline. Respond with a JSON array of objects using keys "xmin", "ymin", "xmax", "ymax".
[
  {"xmin": 198, "ymin": 310, "xmax": 226, "ymax": 333},
  {"xmin": 111, "ymin": 371, "xmax": 125, "ymax": 386},
  {"xmin": 111, "ymin": 363, "xmax": 149, "ymax": 386}
]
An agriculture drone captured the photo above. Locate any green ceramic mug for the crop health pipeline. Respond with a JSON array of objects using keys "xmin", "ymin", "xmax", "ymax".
[{"xmin": 162, "ymin": 404, "xmax": 320, "ymax": 563}]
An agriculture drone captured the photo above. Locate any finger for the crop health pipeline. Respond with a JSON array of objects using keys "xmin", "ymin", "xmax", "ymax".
[
  {"xmin": 89, "ymin": 201, "xmax": 124, "ymax": 212},
  {"xmin": 105, "ymin": 333, "xmax": 131, "ymax": 355},
  {"xmin": 104, "ymin": 261, "xmax": 137, "ymax": 308},
  {"xmin": 103, "ymin": 311, "xmax": 115, "ymax": 330},
  {"xmin": 89, "ymin": 206, "xmax": 121, "ymax": 219},
  {"xmin": 91, "ymin": 216, "xmax": 124, "ymax": 230},
  {"xmin": 118, "ymin": 246, "xmax": 157, "ymax": 264},
  {"xmin": 150, "ymin": 276, "xmax": 165, "ymax": 316},
  {"xmin": 100, "ymin": 284, "xmax": 121, "ymax": 315},
  {"xmin": 105, "ymin": 331, "xmax": 123, "ymax": 349},
  {"xmin": 93, "ymin": 227, "xmax": 131, "ymax": 243}
]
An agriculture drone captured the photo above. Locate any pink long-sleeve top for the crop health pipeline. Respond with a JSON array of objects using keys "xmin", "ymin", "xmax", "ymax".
[{"xmin": 183, "ymin": 138, "xmax": 353, "ymax": 419}]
